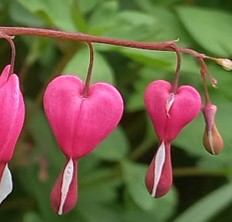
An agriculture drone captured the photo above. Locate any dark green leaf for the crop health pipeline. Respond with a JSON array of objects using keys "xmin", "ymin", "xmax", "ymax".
[
  {"xmin": 173, "ymin": 182, "xmax": 232, "ymax": 222},
  {"xmin": 63, "ymin": 47, "xmax": 114, "ymax": 84},
  {"xmin": 176, "ymin": 6, "xmax": 232, "ymax": 57}
]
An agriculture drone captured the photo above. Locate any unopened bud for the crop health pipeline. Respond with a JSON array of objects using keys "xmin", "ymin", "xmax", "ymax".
[
  {"xmin": 202, "ymin": 104, "xmax": 224, "ymax": 155},
  {"xmin": 203, "ymin": 124, "xmax": 224, "ymax": 155},
  {"xmin": 216, "ymin": 58, "xmax": 232, "ymax": 71}
]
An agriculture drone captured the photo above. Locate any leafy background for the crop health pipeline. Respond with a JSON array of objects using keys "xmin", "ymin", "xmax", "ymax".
[{"xmin": 0, "ymin": 0, "xmax": 232, "ymax": 221}]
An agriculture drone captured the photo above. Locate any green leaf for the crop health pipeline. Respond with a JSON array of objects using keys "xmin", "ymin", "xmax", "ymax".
[
  {"xmin": 28, "ymin": 108, "xmax": 63, "ymax": 167},
  {"xmin": 87, "ymin": 1, "xmax": 119, "ymax": 34},
  {"xmin": 10, "ymin": 1, "xmax": 44, "ymax": 26},
  {"xmin": 101, "ymin": 11, "xmax": 156, "ymax": 40},
  {"xmin": 121, "ymin": 160, "xmax": 177, "ymax": 222},
  {"xmin": 121, "ymin": 161, "xmax": 154, "ymax": 210},
  {"xmin": 93, "ymin": 127, "xmax": 129, "ymax": 161},
  {"xmin": 176, "ymin": 6, "xmax": 232, "ymax": 57},
  {"xmin": 23, "ymin": 212, "xmax": 43, "ymax": 222},
  {"xmin": 78, "ymin": 0, "xmax": 105, "ymax": 14},
  {"xmin": 173, "ymin": 182, "xmax": 232, "ymax": 222},
  {"xmin": 79, "ymin": 167, "xmax": 120, "ymax": 204},
  {"xmin": 88, "ymin": 3, "xmax": 156, "ymax": 41},
  {"xmin": 78, "ymin": 204, "xmax": 123, "ymax": 222},
  {"xmin": 17, "ymin": 0, "xmax": 77, "ymax": 31},
  {"xmin": 63, "ymin": 47, "xmax": 114, "ymax": 84}
]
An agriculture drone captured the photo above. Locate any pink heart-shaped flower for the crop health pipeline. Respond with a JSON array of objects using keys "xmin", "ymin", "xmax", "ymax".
[
  {"xmin": 0, "ymin": 65, "xmax": 25, "ymax": 205},
  {"xmin": 44, "ymin": 75, "xmax": 123, "ymax": 214},
  {"xmin": 43, "ymin": 75, "xmax": 124, "ymax": 159},
  {"xmin": 144, "ymin": 80, "xmax": 201, "ymax": 142}
]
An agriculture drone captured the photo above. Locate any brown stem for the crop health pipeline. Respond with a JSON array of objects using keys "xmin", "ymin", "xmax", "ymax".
[
  {"xmin": 82, "ymin": 42, "xmax": 94, "ymax": 97},
  {"xmin": 0, "ymin": 32, "xmax": 16, "ymax": 74},
  {"xmin": 171, "ymin": 45, "xmax": 182, "ymax": 93},
  {"xmin": 0, "ymin": 27, "xmax": 206, "ymax": 58},
  {"xmin": 197, "ymin": 58, "xmax": 213, "ymax": 104}
]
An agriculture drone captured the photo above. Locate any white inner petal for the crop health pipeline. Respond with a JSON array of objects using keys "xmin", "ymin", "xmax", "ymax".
[
  {"xmin": 166, "ymin": 93, "xmax": 175, "ymax": 118},
  {"xmin": 0, "ymin": 164, "xmax": 13, "ymax": 204},
  {"xmin": 151, "ymin": 141, "xmax": 166, "ymax": 197},
  {"xmin": 58, "ymin": 158, "xmax": 74, "ymax": 215}
]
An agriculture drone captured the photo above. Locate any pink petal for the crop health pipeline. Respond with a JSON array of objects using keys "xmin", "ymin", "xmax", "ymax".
[
  {"xmin": 144, "ymin": 80, "xmax": 201, "ymax": 142},
  {"xmin": 0, "ymin": 65, "xmax": 25, "ymax": 162},
  {"xmin": 0, "ymin": 65, "xmax": 10, "ymax": 86},
  {"xmin": 202, "ymin": 104, "xmax": 217, "ymax": 130},
  {"xmin": 145, "ymin": 142, "xmax": 172, "ymax": 198},
  {"xmin": 43, "ymin": 75, "xmax": 123, "ymax": 159},
  {"xmin": 50, "ymin": 158, "xmax": 77, "ymax": 215}
]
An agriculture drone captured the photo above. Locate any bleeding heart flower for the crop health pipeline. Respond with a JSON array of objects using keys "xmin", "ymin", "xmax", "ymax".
[
  {"xmin": 144, "ymin": 80, "xmax": 201, "ymax": 142},
  {"xmin": 43, "ymin": 75, "xmax": 123, "ymax": 214},
  {"xmin": 144, "ymin": 80, "xmax": 201, "ymax": 198},
  {"xmin": 0, "ymin": 65, "xmax": 25, "ymax": 204}
]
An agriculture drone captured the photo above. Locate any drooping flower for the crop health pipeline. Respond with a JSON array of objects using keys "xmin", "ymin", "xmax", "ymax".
[
  {"xmin": 0, "ymin": 65, "xmax": 25, "ymax": 204},
  {"xmin": 43, "ymin": 75, "xmax": 123, "ymax": 215},
  {"xmin": 202, "ymin": 104, "xmax": 224, "ymax": 155},
  {"xmin": 144, "ymin": 80, "xmax": 201, "ymax": 197}
]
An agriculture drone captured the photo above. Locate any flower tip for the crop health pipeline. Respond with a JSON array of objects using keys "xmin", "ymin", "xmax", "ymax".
[{"xmin": 216, "ymin": 58, "xmax": 232, "ymax": 71}]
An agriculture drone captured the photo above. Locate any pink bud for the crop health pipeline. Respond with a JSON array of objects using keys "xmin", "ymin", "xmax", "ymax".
[
  {"xmin": 145, "ymin": 141, "xmax": 172, "ymax": 198},
  {"xmin": 43, "ymin": 75, "xmax": 124, "ymax": 159},
  {"xmin": 202, "ymin": 104, "xmax": 224, "ymax": 155},
  {"xmin": 0, "ymin": 65, "xmax": 25, "ymax": 204},
  {"xmin": 202, "ymin": 104, "xmax": 217, "ymax": 130},
  {"xmin": 144, "ymin": 80, "xmax": 201, "ymax": 142}
]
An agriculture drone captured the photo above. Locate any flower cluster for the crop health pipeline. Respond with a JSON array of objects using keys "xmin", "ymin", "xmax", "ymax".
[
  {"xmin": 0, "ymin": 31, "xmax": 229, "ymax": 215},
  {"xmin": 0, "ymin": 62, "xmax": 226, "ymax": 213}
]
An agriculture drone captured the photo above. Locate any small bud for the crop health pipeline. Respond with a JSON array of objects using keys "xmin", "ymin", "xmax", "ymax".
[
  {"xmin": 202, "ymin": 104, "xmax": 224, "ymax": 155},
  {"xmin": 203, "ymin": 125, "xmax": 224, "ymax": 155},
  {"xmin": 216, "ymin": 58, "xmax": 232, "ymax": 71}
]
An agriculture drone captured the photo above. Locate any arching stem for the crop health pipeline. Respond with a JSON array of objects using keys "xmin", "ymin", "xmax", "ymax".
[
  {"xmin": 171, "ymin": 45, "xmax": 182, "ymax": 93},
  {"xmin": 0, "ymin": 32, "xmax": 16, "ymax": 74},
  {"xmin": 197, "ymin": 58, "xmax": 212, "ymax": 104},
  {"xmin": 82, "ymin": 42, "xmax": 94, "ymax": 97},
  {"xmin": 0, "ymin": 27, "xmax": 206, "ymax": 58}
]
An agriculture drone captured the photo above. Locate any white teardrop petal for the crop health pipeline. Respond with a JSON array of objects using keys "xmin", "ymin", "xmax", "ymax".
[
  {"xmin": 58, "ymin": 158, "xmax": 74, "ymax": 215},
  {"xmin": 0, "ymin": 164, "xmax": 13, "ymax": 204},
  {"xmin": 151, "ymin": 141, "xmax": 166, "ymax": 197}
]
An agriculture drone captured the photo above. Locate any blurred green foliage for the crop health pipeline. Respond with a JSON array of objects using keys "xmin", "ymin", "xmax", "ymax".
[{"xmin": 0, "ymin": 0, "xmax": 232, "ymax": 221}]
